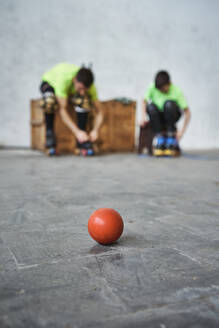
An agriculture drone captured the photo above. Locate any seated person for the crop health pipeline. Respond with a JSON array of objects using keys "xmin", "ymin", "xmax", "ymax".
[
  {"xmin": 39, "ymin": 62, "xmax": 103, "ymax": 155},
  {"xmin": 140, "ymin": 71, "xmax": 191, "ymax": 156}
]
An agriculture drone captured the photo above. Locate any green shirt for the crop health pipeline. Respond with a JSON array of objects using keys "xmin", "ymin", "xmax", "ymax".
[
  {"xmin": 144, "ymin": 83, "xmax": 188, "ymax": 111},
  {"xmin": 42, "ymin": 63, "xmax": 98, "ymax": 101}
]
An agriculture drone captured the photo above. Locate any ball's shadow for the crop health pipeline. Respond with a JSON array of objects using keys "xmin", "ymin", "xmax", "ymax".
[{"xmin": 89, "ymin": 233, "xmax": 152, "ymax": 255}]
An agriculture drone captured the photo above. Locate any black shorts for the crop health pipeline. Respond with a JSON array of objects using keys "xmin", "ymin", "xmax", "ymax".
[{"xmin": 40, "ymin": 81, "xmax": 55, "ymax": 94}]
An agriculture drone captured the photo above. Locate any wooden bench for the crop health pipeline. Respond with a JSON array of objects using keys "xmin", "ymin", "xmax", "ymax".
[{"xmin": 30, "ymin": 99, "xmax": 136, "ymax": 154}]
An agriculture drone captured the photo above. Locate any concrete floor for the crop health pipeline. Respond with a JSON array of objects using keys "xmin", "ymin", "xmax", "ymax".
[{"xmin": 0, "ymin": 149, "xmax": 219, "ymax": 328}]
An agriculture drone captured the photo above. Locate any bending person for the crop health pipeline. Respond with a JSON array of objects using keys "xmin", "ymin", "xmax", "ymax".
[
  {"xmin": 39, "ymin": 63, "xmax": 103, "ymax": 155},
  {"xmin": 141, "ymin": 71, "xmax": 191, "ymax": 156}
]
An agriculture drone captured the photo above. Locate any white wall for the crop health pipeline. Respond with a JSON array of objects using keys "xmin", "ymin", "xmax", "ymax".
[{"xmin": 0, "ymin": 0, "xmax": 219, "ymax": 149}]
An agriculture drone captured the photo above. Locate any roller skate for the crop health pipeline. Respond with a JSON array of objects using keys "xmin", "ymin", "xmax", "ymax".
[
  {"xmin": 45, "ymin": 129, "xmax": 57, "ymax": 156},
  {"xmin": 153, "ymin": 135, "xmax": 166, "ymax": 157},
  {"xmin": 75, "ymin": 141, "xmax": 95, "ymax": 156},
  {"xmin": 164, "ymin": 136, "xmax": 181, "ymax": 157}
]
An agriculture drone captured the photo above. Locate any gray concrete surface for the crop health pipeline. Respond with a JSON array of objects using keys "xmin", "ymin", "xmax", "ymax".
[
  {"xmin": 1, "ymin": 0, "xmax": 219, "ymax": 149},
  {"xmin": 0, "ymin": 149, "xmax": 219, "ymax": 327}
]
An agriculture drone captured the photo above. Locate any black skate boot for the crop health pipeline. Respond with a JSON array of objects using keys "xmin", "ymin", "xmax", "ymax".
[
  {"xmin": 76, "ymin": 141, "xmax": 95, "ymax": 156},
  {"xmin": 46, "ymin": 129, "xmax": 57, "ymax": 156},
  {"xmin": 164, "ymin": 136, "xmax": 181, "ymax": 157},
  {"xmin": 153, "ymin": 135, "xmax": 166, "ymax": 157}
]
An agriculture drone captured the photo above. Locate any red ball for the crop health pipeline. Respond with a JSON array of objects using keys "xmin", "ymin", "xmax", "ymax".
[{"xmin": 88, "ymin": 208, "xmax": 124, "ymax": 245}]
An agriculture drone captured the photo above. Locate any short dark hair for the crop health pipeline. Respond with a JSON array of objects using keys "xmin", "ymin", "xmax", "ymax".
[
  {"xmin": 76, "ymin": 67, "xmax": 94, "ymax": 88},
  {"xmin": 155, "ymin": 71, "xmax": 170, "ymax": 89}
]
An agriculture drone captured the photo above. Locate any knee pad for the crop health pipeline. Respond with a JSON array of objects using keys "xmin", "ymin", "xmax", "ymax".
[
  {"xmin": 147, "ymin": 103, "xmax": 159, "ymax": 114},
  {"xmin": 40, "ymin": 93, "xmax": 58, "ymax": 114},
  {"xmin": 163, "ymin": 100, "xmax": 178, "ymax": 112},
  {"xmin": 70, "ymin": 93, "xmax": 92, "ymax": 112},
  {"xmin": 82, "ymin": 95, "xmax": 92, "ymax": 111}
]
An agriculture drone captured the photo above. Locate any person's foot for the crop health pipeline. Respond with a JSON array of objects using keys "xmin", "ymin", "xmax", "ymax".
[
  {"xmin": 46, "ymin": 147, "xmax": 57, "ymax": 156},
  {"xmin": 164, "ymin": 136, "xmax": 180, "ymax": 156},
  {"xmin": 153, "ymin": 135, "xmax": 166, "ymax": 157},
  {"xmin": 76, "ymin": 141, "xmax": 95, "ymax": 156}
]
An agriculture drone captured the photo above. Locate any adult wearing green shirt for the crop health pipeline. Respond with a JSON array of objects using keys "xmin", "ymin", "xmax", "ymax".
[
  {"xmin": 40, "ymin": 63, "xmax": 103, "ymax": 155},
  {"xmin": 141, "ymin": 71, "xmax": 191, "ymax": 156}
]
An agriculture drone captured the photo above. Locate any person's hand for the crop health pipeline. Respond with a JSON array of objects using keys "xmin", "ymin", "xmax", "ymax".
[
  {"xmin": 76, "ymin": 130, "xmax": 89, "ymax": 143},
  {"xmin": 176, "ymin": 130, "xmax": 183, "ymax": 141},
  {"xmin": 89, "ymin": 130, "xmax": 98, "ymax": 142},
  {"xmin": 139, "ymin": 118, "xmax": 147, "ymax": 127}
]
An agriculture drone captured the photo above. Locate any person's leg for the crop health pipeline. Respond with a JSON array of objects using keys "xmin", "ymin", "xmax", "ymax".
[
  {"xmin": 76, "ymin": 111, "xmax": 88, "ymax": 148},
  {"xmin": 147, "ymin": 103, "xmax": 164, "ymax": 135},
  {"xmin": 40, "ymin": 81, "xmax": 55, "ymax": 94},
  {"xmin": 39, "ymin": 82, "xmax": 58, "ymax": 150},
  {"xmin": 163, "ymin": 100, "xmax": 181, "ymax": 155},
  {"xmin": 76, "ymin": 111, "xmax": 88, "ymax": 132},
  {"xmin": 75, "ymin": 111, "xmax": 94, "ymax": 155},
  {"xmin": 163, "ymin": 100, "xmax": 181, "ymax": 135},
  {"xmin": 147, "ymin": 103, "xmax": 165, "ymax": 156}
]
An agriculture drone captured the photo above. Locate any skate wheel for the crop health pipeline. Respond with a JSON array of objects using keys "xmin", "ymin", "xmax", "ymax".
[
  {"xmin": 163, "ymin": 149, "xmax": 174, "ymax": 157},
  {"xmin": 87, "ymin": 149, "xmax": 94, "ymax": 156},
  {"xmin": 153, "ymin": 148, "xmax": 165, "ymax": 157},
  {"xmin": 81, "ymin": 149, "xmax": 87, "ymax": 156}
]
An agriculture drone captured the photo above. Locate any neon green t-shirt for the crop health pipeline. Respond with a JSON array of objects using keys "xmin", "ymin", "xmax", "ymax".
[
  {"xmin": 42, "ymin": 63, "xmax": 98, "ymax": 101},
  {"xmin": 144, "ymin": 83, "xmax": 188, "ymax": 111}
]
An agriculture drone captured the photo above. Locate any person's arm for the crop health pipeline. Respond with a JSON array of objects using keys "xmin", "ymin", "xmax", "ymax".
[
  {"xmin": 89, "ymin": 100, "xmax": 103, "ymax": 142},
  {"xmin": 176, "ymin": 107, "xmax": 191, "ymax": 140},
  {"xmin": 140, "ymin": 84, "xmax": 152, "ymax": 126},
  {"xmin": 140, "ymin": 99, "xmax": 147, "ymax": 126},
  {"xmin": 58, "ymin": 97, "xmax": 88, "ymax": 143}
]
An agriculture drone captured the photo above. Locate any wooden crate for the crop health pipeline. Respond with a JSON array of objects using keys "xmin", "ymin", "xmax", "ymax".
[
  {"xmin": 98, "ymin": 100, "xmax": 136, "ymax": 152},
  {"xmin": 30, "ymin": 99, "xmax": 136, "ymax": 154},
  {"xmin": 138, "ymin": 123, "xmax": 155, "ymax": 155}
]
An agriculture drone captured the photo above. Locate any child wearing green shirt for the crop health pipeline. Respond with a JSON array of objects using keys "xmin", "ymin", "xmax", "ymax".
[
  {"xmin": 39, "ymin": 63, "xmax": 103, "ymax": 155},
  {"xmin": 141, "ymin": 71, "xmax": 191, "ymax": 156}
]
